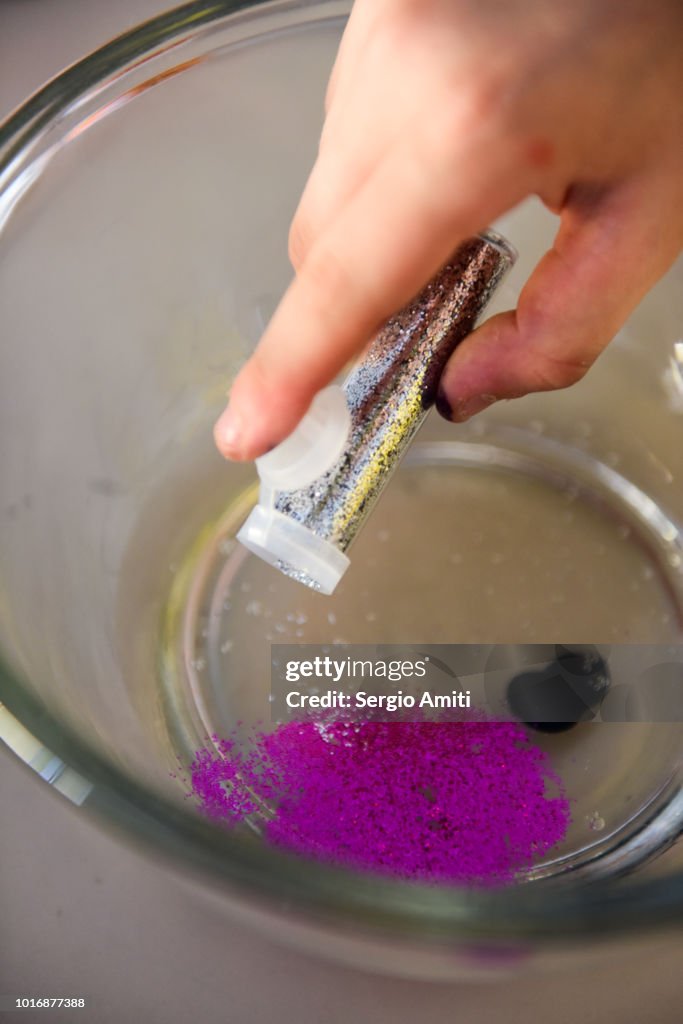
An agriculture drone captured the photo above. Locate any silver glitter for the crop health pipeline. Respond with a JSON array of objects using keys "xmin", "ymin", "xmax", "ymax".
[{"xmin": 275, "ymin": 232, "xmax": 516, "ymax": 586}]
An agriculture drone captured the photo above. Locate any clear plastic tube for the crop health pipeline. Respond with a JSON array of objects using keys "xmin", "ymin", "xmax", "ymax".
[{"xmin": 238, "ymin": 231, "xmax": 517, "ymax": 593}]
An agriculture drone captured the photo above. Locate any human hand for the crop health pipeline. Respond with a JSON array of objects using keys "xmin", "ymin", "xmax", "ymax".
[{"xmin": 215, "ymin": 0, "xmax": 683, "ymax": 460}]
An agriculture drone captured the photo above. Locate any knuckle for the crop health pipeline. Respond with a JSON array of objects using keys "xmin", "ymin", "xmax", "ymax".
[
  {"xmin": 419, "ymin": 75, "xmax": 512, "ymax": 170},
  {"xmin": 455, "ymin": 73, "xmax": 510, "ymax": 131},
  {"xmin": 461, "ymin": 76, "xmax": 506, "ymax": 128},
  {"xmin": 526, "ymin": 350, "xmax": 590, "ymax": 392},
  {"xmin": 288, "ymin": 216, "xmax": 314, "ymax": 271},
  {"xmin": 302, "ymin": 245, "xmax": 357, "ymax": 310}
]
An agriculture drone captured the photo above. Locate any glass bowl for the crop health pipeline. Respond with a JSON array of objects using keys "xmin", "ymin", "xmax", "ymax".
[{"xmin": 1, "ymin": 0, "xmax": 682, "ymax": 980}]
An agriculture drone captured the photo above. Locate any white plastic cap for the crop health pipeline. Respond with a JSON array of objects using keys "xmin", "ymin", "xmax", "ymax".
[
  {"xmin": 254, "ymin": 384, "xmax": 351, "ymax": 490},
  {"xmin": 237, "ymin": 385, "xmax": 352, "ymax": 594}
]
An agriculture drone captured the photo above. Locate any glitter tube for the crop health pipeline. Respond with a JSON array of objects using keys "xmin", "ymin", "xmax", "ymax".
[{"xmin": 239, "ymin": 231, "xmax": 516, "ymax": 592}]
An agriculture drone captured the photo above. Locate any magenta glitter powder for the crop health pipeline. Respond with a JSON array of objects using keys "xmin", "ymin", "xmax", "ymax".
[{"xmin": 189, "ymin": 719, "xmax": 570, "ymax": 885}]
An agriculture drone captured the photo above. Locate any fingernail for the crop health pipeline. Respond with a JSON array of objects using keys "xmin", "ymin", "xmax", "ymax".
[
  {"xmin": 449, "ymin": 394, "xmax": 498, "ymax": 423},
  {"xmin": 435, "ymin": 388, "xmax": 453, "ymax": 420},
  {"xmin": 214, "ymin": 404, "xmax": 244, "ymax": 458}
]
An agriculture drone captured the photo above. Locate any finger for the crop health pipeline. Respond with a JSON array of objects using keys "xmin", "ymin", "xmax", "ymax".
[
  {"xmin": 289, "ymin": 114, "xmax": 398, "ymax": 271},
  {"xmin": 215, "ymin": 127, "xmax": 530, "ymax": 460},
  {"xmin": 436, "ymin": 172, "xmax": 683, "ymax": 421}
]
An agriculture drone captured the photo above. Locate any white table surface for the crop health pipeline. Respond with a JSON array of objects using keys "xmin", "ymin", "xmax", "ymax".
[{"xmin": 1, "ymin": 2, "xmax": 682, "ymax": 1021}]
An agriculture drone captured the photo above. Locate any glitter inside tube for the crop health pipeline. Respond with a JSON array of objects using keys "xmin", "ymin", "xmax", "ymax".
[{"xmin": 266, "ymin": 232, "xmax": 516, "ymax": 589}]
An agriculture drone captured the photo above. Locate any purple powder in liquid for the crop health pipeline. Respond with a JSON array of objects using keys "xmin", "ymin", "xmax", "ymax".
[{"xmin": 189, "ymin": 718, "xmax": 570, "ymax": 885}]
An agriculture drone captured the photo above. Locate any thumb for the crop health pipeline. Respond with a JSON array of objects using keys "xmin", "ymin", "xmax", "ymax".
[{"xmin": 437, "ymin": 173, "xmax": 683, "ymax": 422}]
